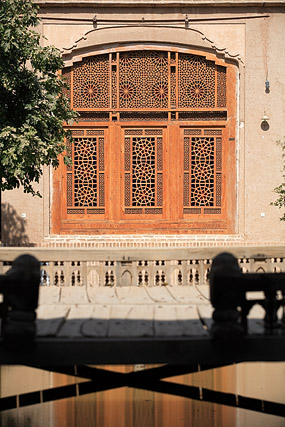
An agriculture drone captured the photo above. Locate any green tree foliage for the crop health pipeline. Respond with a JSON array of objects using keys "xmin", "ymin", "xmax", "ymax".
[
  {"xmin": 272, "ymin": 138, "xmax": 285, "ymax": 221},
  {"xmin": 0, "ymin": 0, "xmax": 76, "ymax": 196}
]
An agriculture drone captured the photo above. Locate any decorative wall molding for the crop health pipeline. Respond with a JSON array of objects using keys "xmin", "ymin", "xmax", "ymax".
[{"xmin": 61, "ymin": 26, "xmax": 244, "ymax": 66}]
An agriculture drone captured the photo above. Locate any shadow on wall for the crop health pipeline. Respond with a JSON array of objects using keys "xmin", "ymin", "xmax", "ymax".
[{"xmin": 1, "ymin": 203, "xmax": 32, "ymax": 246}]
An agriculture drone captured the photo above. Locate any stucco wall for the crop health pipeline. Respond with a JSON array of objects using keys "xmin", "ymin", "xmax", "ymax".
[
  {"xmin": 1, "ymin": 3, "xmax": 284, "ymax": 246},
  {"xmin": 242, "ymin": 13, "xmax": 285, "ymax": 242}
]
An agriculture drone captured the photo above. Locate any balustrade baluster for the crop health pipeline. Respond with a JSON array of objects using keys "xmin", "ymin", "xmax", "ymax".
[
  {"xmin": 0, "ymin": 247, "xmax": 282, "ymax": 287},
  {"xmin": 132, "ymin": 261, "xmax": 138, "ymax": 286},
  {"xmin": 181, "ymin": 260, "xmax": 187, "ymax": 285},
  {"xmin": 64, "ymin": 261, "xmax": 70, "ymax": 286},
  {"xmin": 165, "ymin": 261, "xmax": 171, "ymax": 286},
  {"xmin": 81, "ymin": 261, "xmax": 87, "ymax": 286}
]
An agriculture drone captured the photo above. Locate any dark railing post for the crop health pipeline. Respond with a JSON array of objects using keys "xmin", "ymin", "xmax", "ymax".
[
  {"xmin": 210, "ymin": 252, "xmax": 285, "ymax": 344},
  {"xmin": 210, "ymin": 252, "xmax": 245, "ymax": 346},
  {"xmin": 0, "ymin": 255, "xmax": 41, "ymax": 350},
  {"xmin": 263, "ymin": 288, "xmax": 279, "ymax": 332}
]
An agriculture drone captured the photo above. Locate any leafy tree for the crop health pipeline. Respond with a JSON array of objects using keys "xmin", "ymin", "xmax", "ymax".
[
  {"xmin": 0, "ymin": 0, "xmax": 76, "ymax": 196},
  {"xmin": 271, "ymin": 138, "xmax": 285, "ymax": 221}
]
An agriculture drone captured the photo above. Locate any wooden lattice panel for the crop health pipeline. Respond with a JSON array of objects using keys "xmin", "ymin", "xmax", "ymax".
[
  {"xmin": 66, "ymin": 50, "xmax": 227, "ymax": 112},
  {"xmin": 178, "ymin": 54, "xmax": 216, "ymax": 108},
  {"xmin": 118, "ymin": 51, "xmax": 168, "ymax": 109},
  {"xmin": 124, "ymin": 129, "xmax": 163, "ymax": 215},
  {"xmin": 66, "ymin": 130, "xmax": 105, "ymax": 216},
  {"xmin": 217, "ymin": 66, "xmax": 227, "ymax": 108},
  {"xmin": 183, "ymin": 128, "xmax": 223, "ymax": 216},
  {"xmin": 73, "ymin": 55, "xmax": 109, "ymax": 109},
  {"xmin": 54, "ymin": 49, "xmax": 236, "ymax": 234}
]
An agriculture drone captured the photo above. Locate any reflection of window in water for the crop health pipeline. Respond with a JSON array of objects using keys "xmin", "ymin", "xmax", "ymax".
[{"xmin": 0, "ymin": 363, "xmax": 284, "ymax": 426}]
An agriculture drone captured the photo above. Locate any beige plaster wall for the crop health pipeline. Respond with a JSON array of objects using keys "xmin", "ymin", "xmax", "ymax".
[
  {"xmin": 2, "ymin": 4, "xmax": 284, "ymax": 246},
  {"xmin": 243, "ymin": 13, "xmax": 285, "ymax": 242},
  {"xmin": 1, "ymin": 181, "xmax": 44, "ymax": 246}
]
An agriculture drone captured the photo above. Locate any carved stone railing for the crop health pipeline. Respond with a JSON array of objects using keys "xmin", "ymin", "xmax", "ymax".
[{"xmin": 0, "ymin": 247, "xmax": 283, "ymax": 287}]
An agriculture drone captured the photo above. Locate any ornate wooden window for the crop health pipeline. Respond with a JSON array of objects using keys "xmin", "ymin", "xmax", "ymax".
[
  {"xmin": 63, "ymin": 51, "xmax": 227, "ymax": 115},
  {"xmin": 54, "ymin": 48, "xmax": 236, "ymax": 234},
  {"xmin": 123, "ymin": 129, "xmax": 163, "ymax": 216},
  {"xmin": 183, "ymin": 128, "xmax": 223, "ymax": 216},
  {"xmin": 66, "ymin": 130, "xmax": 105, "ymax": 216}
]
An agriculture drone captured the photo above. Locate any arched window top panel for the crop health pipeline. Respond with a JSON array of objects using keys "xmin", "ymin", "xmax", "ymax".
[{"xmin": 63, "ymin": 49, "xmax": 227, "ymax": 112}]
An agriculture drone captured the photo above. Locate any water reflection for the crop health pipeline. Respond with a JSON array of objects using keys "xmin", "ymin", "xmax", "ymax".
[{"xmin": 0, "ymin": 363, "xmax": 284, "ymax": 427}]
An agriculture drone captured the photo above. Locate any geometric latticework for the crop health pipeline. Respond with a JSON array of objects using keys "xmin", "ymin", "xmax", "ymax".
[
  {"xmin": 73, "ymin": 55, "xmax": 109, "ymax": 108},
  {"xmin": 119, "ymin": 51, "xmax": 168, "ymax": 109},
  {"xmin": 178, "ymin": 54, "xmax": 216, "ymax": 108},
  {"xmin": 217, "ymin": 66, "xmax": 227, "ymax": 108},
  {"xmin": 66, "ymin": 50, "xmax": 227, "ymax": 112},
  {"xmin": 58, "ymin": 50, "xmax": 232, "ymax": 230},
  {"xmin": 124, "ymin": 129, "xmax": 163, "ymax": 215},
  {"xmin": 132, "ymin": 137, "xmax": 156, "ymax": 206},
  {"xmin": 183, "ymin": 129, "xmax": 222, "ymax": 215},
  {"xmin": 66, "ymin": 132, "xmax": 105, "ymax": 215},
  {"xmin": 74, "ymin": 138, "xmax": 97, "ymax": 207},
  {"xmin": 190, "ymin": 137, "xmax": 215, "ymax": 206}
]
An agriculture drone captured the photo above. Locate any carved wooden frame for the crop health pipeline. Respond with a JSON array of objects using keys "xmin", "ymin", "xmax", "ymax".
[{"xmin": 52, "ymin": 46, "xmax": 237, "ymax": 235}]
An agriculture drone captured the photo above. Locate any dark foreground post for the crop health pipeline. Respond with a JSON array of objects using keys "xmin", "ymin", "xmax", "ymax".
[
  {"xmin": 210, "ymin": 252, "xmax": 285, "ymax": 347},
  {"xmin": 0, "ymin": 255, "xmax": 41, "ymax": 350},
  {"xmin": 209, "ymin": 252, "xmax": 245, "ymax": 346}
]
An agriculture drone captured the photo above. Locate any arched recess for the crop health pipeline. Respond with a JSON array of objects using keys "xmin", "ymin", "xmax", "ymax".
[{"xmin": 52, "ymin": 43, "xmax": 237, "ymax": 235}]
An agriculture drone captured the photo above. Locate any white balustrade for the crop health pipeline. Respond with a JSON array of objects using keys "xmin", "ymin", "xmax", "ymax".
[{"xmin": 0, "ymin": 247, "xmax": 283, "ymax": 287}]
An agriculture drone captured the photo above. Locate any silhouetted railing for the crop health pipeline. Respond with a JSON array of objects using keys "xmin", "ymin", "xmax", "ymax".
[
  {"xmin": 210, "ymin": 252, "xmax": 285, "ymax": 343},
  {"xmin": 0, "ymin": 255, "xmax": 41, "ymax": 349}
]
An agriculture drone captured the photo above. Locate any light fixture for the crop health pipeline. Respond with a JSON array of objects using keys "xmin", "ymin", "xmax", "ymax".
[
  {"xmin": 261, "ymin": 111, "xmax": 270, "ymax": 131},
  {"xmin": 261, "ymin": 112, "xmax": 270, "ymax": 124},
  {"xmin": 265, "ymin": 79, "xmax": 270, "ymax": 93},
  {"xmin": 185, "ymin": 14, "xmax": 189, "ymax": 28}
]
